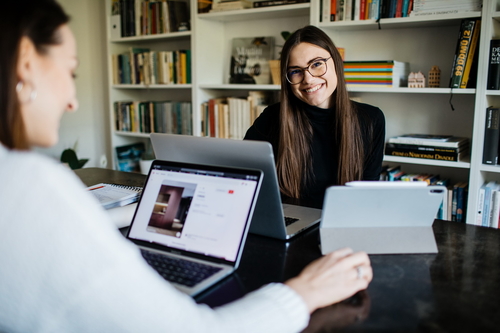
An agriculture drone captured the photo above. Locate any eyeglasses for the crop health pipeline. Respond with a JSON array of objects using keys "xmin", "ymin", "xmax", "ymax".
[{"xmin": 286, "ymin": 57, "xmax": 332, "ymax": 85}]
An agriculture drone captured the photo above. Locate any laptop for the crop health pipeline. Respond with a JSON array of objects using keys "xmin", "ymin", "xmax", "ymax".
[
  {"xmin": 150, "ymin": 133, "xmax": 322, "ymax": 240},
  {"xmin": 126, "ymin": 159, "xmax": 262, "ymax": 296},
  {"xmin": 319, "ymin": 183, "xmax": 446, "ymax": 254}
]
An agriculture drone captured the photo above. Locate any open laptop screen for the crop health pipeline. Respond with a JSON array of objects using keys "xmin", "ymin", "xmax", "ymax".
[{"xmin": 127, "ymin": 160, "xmax": 261, "ymax": 264}]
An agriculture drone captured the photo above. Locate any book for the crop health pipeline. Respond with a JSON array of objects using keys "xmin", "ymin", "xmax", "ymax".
[
  {"xmin": 385, "ymin": 145, "xmax": 468, "ymax": 162},
  {"xmin": 387, "ymin": 134, "xmax": 469, "ymax": 148},
  {"xmin": 455, "ymin": 182, "xmax": 468, "ymax": 223},
  {"xmin": 459, "ymin": 19, "xmax": 480, "ymax": 89},
  {"xmin": 229, "ymin": 36, "xmax": 274, "ymax": 85},
  {"xmin": 482, "ymin": 107, "xmax": 500, "ymax": 165},
  {"xmin": 252, "ymin": 0, "xmax": 307, "ymax": 7},
  {"xmin": 486, "ymin": 39, "xmax": 500, "ymax": 90},
  {"xmin": 489, "ymin": 189, "xmax": 500, "ymax": 228},
  {"xmin": 449, "ymin": 19, "xmax": 478, "ymax": 89},
  {"xmin": 385, "ymin": 143, "xmax": 467, "ymax": 154},
  {"xmin": 482, "ymin": 181, "xmax": 499, "ymax": 227},
  {"xmin": 87, "ymin": 183, "xmax": 142, "ymax": 210},
  {"xmin": 115, "ymin": 142, "xmax": 145, "ymax": 172},
  {"xmin": 475, "ymin": 182, "xmax": 486, "ymax": 226}
]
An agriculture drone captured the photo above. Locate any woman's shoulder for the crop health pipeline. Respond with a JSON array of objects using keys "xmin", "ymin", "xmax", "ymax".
[
  {"xmin": 352, "ymin": 101, "xmax": 385, "ymax": 125},
  {"xmin": 244, "ymin": 102, "xmax": 280, "ymax": 141}
]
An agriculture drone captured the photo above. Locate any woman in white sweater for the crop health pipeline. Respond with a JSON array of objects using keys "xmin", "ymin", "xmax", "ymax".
[{"xmin": 0, "ymin": 1, "xmax": 372, "ymax": 332}]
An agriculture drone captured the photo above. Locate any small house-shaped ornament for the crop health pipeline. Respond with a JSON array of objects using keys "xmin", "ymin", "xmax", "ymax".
[
  {"xmin": 428, "ymin": 66, "xmax": 441, "ymax": 88},
  {"xmin": 408, "ymin": 71, "xmax": 426, "ymax": 88}
]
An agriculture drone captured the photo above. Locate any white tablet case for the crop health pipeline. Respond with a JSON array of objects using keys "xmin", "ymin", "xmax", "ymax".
[{"xmin": 320, "ymin": 184, "xmax": 446, "ymax": 255}]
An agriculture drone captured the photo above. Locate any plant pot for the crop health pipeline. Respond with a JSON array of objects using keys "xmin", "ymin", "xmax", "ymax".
[{"xmin": 268, "ymin": 60, "xmax": 280, "ymax": 85}]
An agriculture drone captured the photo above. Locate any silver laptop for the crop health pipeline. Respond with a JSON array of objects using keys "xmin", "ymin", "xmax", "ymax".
[
  {"xmin": 319, "ymin": 183, "xmax": 446, "ymax": 255},
  {"xmin": 150, "ymin": 133, "xmax": 322, "ymax": 240},
  {"xmin": 126, "ymin": 159, "xmax": 262, "ymax": 296}
]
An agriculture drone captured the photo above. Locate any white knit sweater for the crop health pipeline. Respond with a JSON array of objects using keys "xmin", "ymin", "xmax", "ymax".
[{"xmin": 0, "ymin": 145, "xmax": 309, "ymax": 333}]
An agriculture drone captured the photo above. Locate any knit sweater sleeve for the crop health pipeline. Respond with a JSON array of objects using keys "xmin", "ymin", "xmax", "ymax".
[{"xmin": 0, "ymin": 148, "xmax": 309, "ymax": 333}]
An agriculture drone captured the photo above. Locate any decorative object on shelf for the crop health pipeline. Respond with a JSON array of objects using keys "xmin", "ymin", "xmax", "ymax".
[
  {"xmin": 269, "ymin": 31, "xmax": 291, "ymax": 85},
  {"xmin": 60, "ymin": 141, "xmax": 89, "ymax": 170},
  {"xmin": 198, "ymin": 0, "xmax": 213, "ymax": 13},
  {"xmin": 229, "ymin": 36, "xmax": 274, "ymax": 84},
  {"xmin": 428, "ymin": 66, "xmax": 440, "ymax": 88},
  {"xmin": 408, "ymin": 71, "xmax": 426, "ymax": 88}
]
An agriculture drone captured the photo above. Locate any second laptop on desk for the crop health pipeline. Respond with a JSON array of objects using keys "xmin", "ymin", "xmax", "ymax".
[{"xmin": 151, "ymin": 133, "xmax": 322, "ymax": 240}]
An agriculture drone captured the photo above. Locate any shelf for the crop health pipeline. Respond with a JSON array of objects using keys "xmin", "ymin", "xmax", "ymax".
[
  {"xmin": 347, "ymin": 87, "xmax": 476, "ymax": 94},
  {"xmin": 486, "ymin": 90, "xmax": 500, "ymax": 96},
  {"xmin": 199, "ymin": 84, "xmax": 281, "ymax": 90},
  {"xmin": 383, "ymin": 155, "xmax": 471, "ymax": 169},
  {"xmin": 319, "ymin": 12, "xmax": 482, "ymax": 31},
  {"xmin": 197, "ymin": 3, "xmax": 310, "ymax": 22},
  {"xmin": 115, "ymin": 131, "xmax": 151, "ymax": 138},
  {"xmin": 113, "ymin": 84, "xmax": 193, "ymax": 89},
  {"xmin": 480, "ymin": 165, "xmax": 500, "ymax": 173},
  {"xmin": 110, "ymin": 31, "xmax": 191, "ymax": 43}
]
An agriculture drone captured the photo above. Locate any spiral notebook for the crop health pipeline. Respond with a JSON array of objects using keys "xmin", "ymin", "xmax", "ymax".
[{"xmin": 87, "ymin": 183, "xmax": 142, "ymax": 210}]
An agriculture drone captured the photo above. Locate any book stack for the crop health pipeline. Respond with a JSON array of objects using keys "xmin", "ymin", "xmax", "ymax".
[
  {"xmin": 385, "ymin": 134, "xmax": 470, "ymax": 162},
  {"xmin": 449, "ymin": 18, "xmax": 481, "ymax": 89},
  {"xmin": 114, "ymin": 101, "xmax": 192, "ymax": 135},
  {"xmin": 112, "ymin": 48, "xmax": 191, "ymax": 85},
  {"xmin": 200, "ymin": 91, "xmax": 272, "ymax": 139},
  {"xmin": 380, "ymin": 165, "xmax": 468, "ymax": 222},
  {"xmin": 114, "ymin": 0, "xmax": 190, "ymax": 37},
  {"xmin": 253, "ymin": 0, "xmax": 309, "ymax": 8},
  {"xmin": 475, "ymin": 181, "xmax": 500, "ymax": 228},
  {"xmin": 209, "ymin": 0, "xmax": 252, "ymax": 12},
  {"xmin": 410, "ymin": 0, "xmax": 482, "ymax": 17},
  {"xmin": 343, "ymin": 61, "xmax": 410, "ymax": 88}
]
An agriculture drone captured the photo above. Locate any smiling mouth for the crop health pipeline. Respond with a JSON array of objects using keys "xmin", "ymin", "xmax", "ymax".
[{"xmin": 304, "ymin": 84, "xmax": 322, "ymax": 93}]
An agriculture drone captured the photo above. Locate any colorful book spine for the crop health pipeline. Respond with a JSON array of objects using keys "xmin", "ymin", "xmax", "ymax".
[
  {"xmin": 459, "ymin": 19, "xmax": 481, "ymax": 88},
  {"xmin": 449, "ymin": 19, "xmax": 476, "ymax": 89},
  {"xmin": 385, "ymin": 144, "xmax": 466, "ymax": 162}
]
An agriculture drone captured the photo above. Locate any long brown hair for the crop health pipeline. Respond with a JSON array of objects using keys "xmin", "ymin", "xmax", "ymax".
[
  {"xmin": 0, "ymin": 0, "xmax": 69, "ymax": 150},
  {"xmin": 278, "ymin": 25, "xmax": 364, "ymax": 198}
]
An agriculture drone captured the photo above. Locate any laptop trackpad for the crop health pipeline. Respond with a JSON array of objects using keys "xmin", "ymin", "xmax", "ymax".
[{"xmin": 282, "ymin": 204, "xmax": 322, "ymax": 222}]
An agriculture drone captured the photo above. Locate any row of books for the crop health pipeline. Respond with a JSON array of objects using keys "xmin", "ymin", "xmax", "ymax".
[
  {"xmin": 112, "ymin": 49, "xmax": 191, "ymax": 85},
  {"xmin": 112, "ymin": 0, "xmax": 190, "ymax": 37},
  {"xmin": 320, "ymin": 0, "xmax": 413, "ymax": 22},
  {"xmin": 114, "ymin": 100, "xmax": 192, "ymax": 135},
  {"xmin": 410, "ymin": 0, "xmax": 482, "ymax": 17},
  {"xmin": 380, "ymin": 165, "xmax": 468, "ymax": 223},
  {"xmin": 204, "ymin": 0, "xmax": 308, "ymax": 12},
  {"xmin": 343, "ymin": 60, "xmax": 410, "ymax": 88},
  {"xmin": 482, "ymin": 106, "xmax": 500, "ymax": 165},
  {"xmin": 449, "ymin": 18, "xmax": 481, "ymax": 89},
  {"xmin": 386, "ymin": 134, "xmax": 470, "ymax": 162},
  {"xmin": 475, "ymin": 181, "xmax": 500, "ymax": 228},
  {"xmin": 200, "ymin": 92, "xmax": 272, "ymax": 139}
]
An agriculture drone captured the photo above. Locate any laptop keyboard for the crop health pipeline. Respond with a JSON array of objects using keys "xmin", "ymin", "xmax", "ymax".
[
  {"xmin": 284, "ymin": 216, "xmax": 300, "ymax": 226},
  {"xmin": 141, "ymin": 249, "xmax": 222, "ymax": 287}
]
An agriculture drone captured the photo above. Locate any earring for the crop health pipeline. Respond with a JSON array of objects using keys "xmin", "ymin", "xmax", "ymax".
[{"xmin": 16, "ymin": 80, "xmax": 37, "ymax": 103}]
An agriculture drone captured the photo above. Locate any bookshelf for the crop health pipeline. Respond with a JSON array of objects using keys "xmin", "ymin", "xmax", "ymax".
[{"xmin": 105, "ymin": 0, "xmax": 500, "ymax": 226}]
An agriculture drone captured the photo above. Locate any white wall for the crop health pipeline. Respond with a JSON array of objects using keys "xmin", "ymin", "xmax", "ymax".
[{"xmin": 35, "ymin": 0, "xmax": 110, "ymax": 168}]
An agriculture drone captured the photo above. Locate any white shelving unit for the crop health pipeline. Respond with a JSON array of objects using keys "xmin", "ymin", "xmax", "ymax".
[{"xmin": 105, "ymin": 0, "xmax": 500, "ymax": 225}]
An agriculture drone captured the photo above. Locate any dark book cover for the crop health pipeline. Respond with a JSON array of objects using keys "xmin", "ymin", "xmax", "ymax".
[
  {"xmin": 385, "ymin": 145, "xmax": 465, "ymax": 162},
  {"xmin": 386, "ymin": 143, "xmax": 466, "ymax": 153},
  {"xmin": 482, "ymin": 107, "xmax": 500, "ymax": 165},
  {"xmin": 487, "ymin": 39, "xmax": 500, "ymax": 90},
  {"xmin": 449, "ymin": 19, "xmax": 476, "ymax": 89},
  {"xmin": 167, "ymin": 0, "xmax": 190, "ymax": 32}
]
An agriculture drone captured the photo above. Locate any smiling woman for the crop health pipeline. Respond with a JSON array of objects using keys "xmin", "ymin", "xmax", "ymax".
[{"xmin": 244, "ymin": 25, "xmax": 386, "ymax": 209}]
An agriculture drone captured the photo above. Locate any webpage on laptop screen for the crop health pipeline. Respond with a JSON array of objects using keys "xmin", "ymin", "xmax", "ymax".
[{"xmin": 128, "ymin": 166, "xmax": 258, "ymax": 262}]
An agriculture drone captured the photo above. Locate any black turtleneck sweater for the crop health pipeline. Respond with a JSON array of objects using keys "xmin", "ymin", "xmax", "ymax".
[{"xmin": 244, "ymin": 101, "xmax": 386, "ymax": 208}]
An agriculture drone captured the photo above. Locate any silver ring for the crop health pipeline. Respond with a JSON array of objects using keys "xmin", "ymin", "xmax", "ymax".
[{"xmin": 356, "ymin": 266, "xmax": 363, "ymax": 280}]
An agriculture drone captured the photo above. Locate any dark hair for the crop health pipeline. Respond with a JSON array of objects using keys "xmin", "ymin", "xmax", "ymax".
[
  {"xmin": 0, "ymin": 0, "xmax": 69, "ymax": 149},
  {"xmin": 277, "ymin": 25, "xmax": 364, "ymax": 198}
]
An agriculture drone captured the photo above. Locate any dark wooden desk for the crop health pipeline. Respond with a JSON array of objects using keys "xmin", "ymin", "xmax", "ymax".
[{"xmin": 76, "ymin": 168, "xmax": 500, "ymax": 332}]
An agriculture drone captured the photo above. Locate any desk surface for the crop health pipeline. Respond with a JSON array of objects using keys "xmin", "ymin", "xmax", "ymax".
[{"xmin": 76, "ymin": 168, "xmax": 500, "ymax": 332}]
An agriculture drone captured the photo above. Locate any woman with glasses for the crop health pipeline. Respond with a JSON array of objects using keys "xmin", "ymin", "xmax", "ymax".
[{"xmin": 245, "ymin": 25, "xmax": 386, "ymax": 208}]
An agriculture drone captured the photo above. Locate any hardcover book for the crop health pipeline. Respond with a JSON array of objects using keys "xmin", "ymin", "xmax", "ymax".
[
  {"xmin": 482, "ymin": 107, "xmax": 500, "ymax": 165},
  {"xmin": 229, "ymin": 36, "xmax": 274, "ymax": 85},
  {"xmin": 487, "ymin": 39, "xmax": 500, "ymax": 90},
  {"xmin": 449, "ymin": 19, "xmax": 478, "ymax": 89},
  {"xmin": 388, "ymin": 134, "xmax": 469, "ymax": 148}
]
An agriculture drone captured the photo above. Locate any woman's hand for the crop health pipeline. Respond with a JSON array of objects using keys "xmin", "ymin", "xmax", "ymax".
[{"xmin": 285, "ymin": 248, "xmax": 372, "ymax": 313}]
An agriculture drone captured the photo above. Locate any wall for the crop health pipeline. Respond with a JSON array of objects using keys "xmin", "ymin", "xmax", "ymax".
[{"xmin": 35, "ymin": 0, "xmax": 110, "ymax": 168}]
